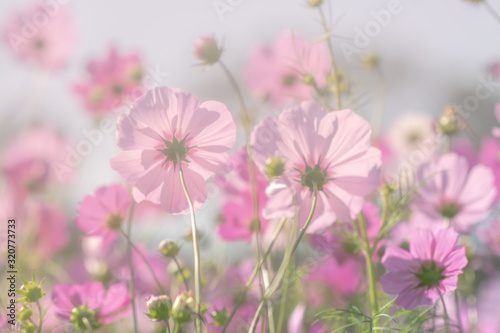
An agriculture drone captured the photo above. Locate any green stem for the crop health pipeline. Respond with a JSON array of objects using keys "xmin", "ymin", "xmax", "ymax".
[
  {"xmin": 173, "ymin": 322, "xmax": 180, "ymax": 333},
  {"xmin": 439, "ymin": 289, "xmax": 450, "ymax": 333},
  {"xmin": 173, "ymin": 256, "xmax": 191, "ymax": 291},
  {"xmin": 221, "ymin": 217, "xmax": 288, "ymax": 333},
  {"xmin": 125, "ymin": 201, "xmax": 139, "ymax": 333},
  {"xmin": 275, "ymin": 261, "xmax": 291, "ymax": 333},
  {"xmin": 165, "ymin": 319, "xmax": 171, "ymax": 333},
  {"xmin": 177, "ymin": 155, "xmax": 202, "ymax": 333},
  {"xmin": 36, "ymin": 301, "xmax": 43, "ymax": 333},
  {"xmin": 358, "ymin": 213, "xmax": 379, "ymax": 318},
  {"xmin": 318, "ymin": 7, "xmax": 342, "ymax": 110},
  {"xmin": 119, "ymin": 229, "xmax": 167, "ymax": 294},
  {"xmin": 454, "ymin": 290, "xmax": 463, "ymax": 333},
  {"xmin": 249, "ymin": 191, "xmax": 318, "ymax": 332}
]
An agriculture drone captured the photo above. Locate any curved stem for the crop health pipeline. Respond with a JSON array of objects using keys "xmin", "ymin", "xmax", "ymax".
[
  {"xmin": 173, "ymin": 322, "xmax": 180, "ymax": 333},
  {"xmin": 36, "ymin": 301, "xmax": 43, "ymax": 333},
  {"xmin": 125, "ymin": 201, "xmax": 139, "ymax": 333},
  {"xmin": 120, "ymin": 229, "xmax": 166, "ymax": 294},
  {"xmin": 177, "ymin": 155, "xmax": 202, "ymax": 333},
  {"xmin": 358, "ymin": 213, "xmax": 379, "ymax": 318},
  {"xmin": 318, "ymin": 7, "xmax": 342, "ymax": 110},
  {"xmin": 173, "ymin": 256, "xmax": 191, "ymax": 291},
  {"xmin": 249, "ymin": 191, "xmax": 318, "ymax": 333},
  {"xmin": 221, "ymin": 217, "xmax": 287, "ymax": 333}
]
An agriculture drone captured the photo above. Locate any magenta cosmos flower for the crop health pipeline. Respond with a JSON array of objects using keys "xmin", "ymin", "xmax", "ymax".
[
  {"xmin": 2, "ymin": 4, "xmax": 74, "ymax": 69},
  {"xmin": 380, "ymin": 228, "xmax": 468, "ymax": 309},
  {"xmin": 250, "ymin": 101, "xmax": 381, "ymax": 233},
  {"xmin": 51, "ymin": 281, "xmax": 131, "ymax": 330},
  {"xmin": 74, "ymin": 47, "xmax": 143, "ymax": 115},
  {"xmin": 245, "ymin": 32, "xmax": 330, "ymax": 107},
  {"xmin": 413, "ymin": 153, "xmax": 496, "ymax": 233},
  {"xmin": 76, "ymin": 184, "xmax": 131, "ymax": 245},
  {"xmin": 110, "ymin": 87, "xmax": 236, "ymax": 214}
]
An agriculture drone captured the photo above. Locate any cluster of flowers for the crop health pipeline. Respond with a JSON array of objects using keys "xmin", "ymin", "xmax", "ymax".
[{"xmin": 2, "ymin": 1, "xmax": 500, "ymax": 332}]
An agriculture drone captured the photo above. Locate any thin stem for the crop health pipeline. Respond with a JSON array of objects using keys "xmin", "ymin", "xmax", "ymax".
[
  {"xmin": 249, "ymin": 191, "xmax": 318, "ymax": 333},
  {"xmin": 36, "ymin": 301, "xmax": 43, "ymax": 333},
  {"xmin": 218, "ymin": 60, "xmax": 271, "ymax": 330},
  {"xmin": 125, "ymin": 201, "xmax": 139, "ymax": 333},
  {"xmin": 119, "ymin": 229, "xmax": 166, "ymax": 294},
  {"xmin": 439, "ymin": 289, "xmax": 450, "ymax": 333},
  {"xmin": 165, "ymin": 319, "xmax": 171, "ymax": 333},
  {"xmin": 173, "ymin": 322, "xmax": 180, "ymax": 333},
  {"xmin": 173, "ymin": 256, "xmax": 191, "ymax": 291},
  {"xmin": 275, "ymin": 261, "xmax": 291, "ymax": 333},
  {"xmin": 358, "ymin": 213, "xmax": 379, "ymax": 318},
  {"xmin": 177, "ymin": 155, "xmax": 202, "ymax": 333},
  {"xmin": 221, "ymin": 217, "xmax": 288, "ymax": 333},
  {"xmin": 454, "ymin": 290, "xmax": 463, "ymax": 333},
  {"xmin": 484, "ymin": 1, "xmax": 500, "ymax": 24},
  {"xmin": 318, "ymin": 7, "xmax": 342, "ymax": 110}
]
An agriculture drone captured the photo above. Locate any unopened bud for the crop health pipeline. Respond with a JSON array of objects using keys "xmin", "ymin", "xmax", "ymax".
[
  {"xmin": 192, "ymin": 36, "xmax": 223, "ymax": 66},
  {"xmin": 158, "ymin": 239, "xmax": 180, "ymax": 258},
  {"xmin": 171, "ymin": 291, "xmax": 195, "ymax": 324},
  {"xmin": 146, "ymin": 295, "xmax": 172, "ymax": 321}
]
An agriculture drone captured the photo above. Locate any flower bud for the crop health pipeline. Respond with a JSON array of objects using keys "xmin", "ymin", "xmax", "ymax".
[
  {"xmin": 192, "ymin": 36, "xmax": 223, "ymax": 66},
  {"xmin": 438, "ymin": 105, "xmax": 464, "ymax": 136},
  {"xmin": 302, "ymin": 73, "xmax": 316, "ymax": 86},
  {"xmin": 171, "ymin": 291, "xmax": 195, "ymax": 324},
  {"xmin": 18, "ymin": 306, "xmax": 33, "ymax": 322},
  {"xmin": 158, "ymin": 239, "xmax": 180, "ymax": 258},
  {"xmin": 146, "ymin": 295, "xmax": 172, "ymax": 321},
  {"xmin": 309, "ymin": 0, "xmax": 323, "ymax": 7},
  {"xmin": 18, "ymin": 277, "xmax": 45, "ymax": 304}
]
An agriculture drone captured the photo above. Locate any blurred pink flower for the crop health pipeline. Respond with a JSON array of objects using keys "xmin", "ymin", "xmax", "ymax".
[
  {"xmin": 245, "ymin": 32, "xmax": 330, "ymax": 107},
  {"xmin": 217, "ymin": 147, "xmax": 269, "ymax": 242},
  {"xmin": 3, "ymin": 126, "xmax": 71, "ymax": 197},
  {"xmin": 218, "ymin": 189, "xmax": 268, "ymax": 242},
  {"xmin": 413, "ymin": 153, "xmax": 496, "ymax": 233},
  {"xmin": 477, "ymin": 275, "xmax": 500, "ymax": 332},
  {"xmin": 51, "ymin": 281, "xmax": 131, "ymax": 327},
  {"xmin": 110, "ymin": 86, "xmax": 236, "ymax": 214},
  {"xmin": 479, "ymin": 219, "xmax": 500, "ymax": 257},
  {"xmin": 305, "ymin": 257, "xmax": 361, "ymax": 307},
  {"xmin": 2, "ymin": 4, "xmax": 74, "ymax": 69},
  {"xmin": 74, "ymin": 47, "xmax": 143, "ymax": 115},
  {"xmin": 478, "ymin": 137, "xmax": 500, "ymax": 203},
  {"xmin": 75, "ymin": 184, "xmax": 131, "ymax": 245},
  {"xmin": 250, "ymin": 101, "xmax": 381, "ymax": 232},
  {"xmin": 36, "ymin": 203, "xmax": 69, "ymax": 257},
  {"xmin": 492, "ymin": 103, "xmax": 500, "ymax": 138},
  {"xmin": 380, "ymin": 228, "xmax": 467, "ymax": 309}
]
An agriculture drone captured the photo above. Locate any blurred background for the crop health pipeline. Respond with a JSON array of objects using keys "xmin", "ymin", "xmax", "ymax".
[{"xmin": 0, "ymin": 0, "xmax": 499, "ymax": 258}]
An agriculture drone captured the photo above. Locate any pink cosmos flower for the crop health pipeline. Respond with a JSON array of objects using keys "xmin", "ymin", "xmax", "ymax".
[
  {"xmin": 380, "ymin": 228, "xmax": 468, "ymax": 309},
  {"xmin": 309, "ymin": 202, "xmax": 381, "ymax": 263},
  {"xmin": 74, "ymin": 47, "xmax": 143, "ymax": 115},
  {"xmin": 245, "ymin": 32, "xmax": 330, "ymax": 107},
  {"xmin": 51, "ymin": 281, "xmax": 131, "ymax": 329},
  {"xmin": 218, "ymin": 189, "xmax": 268, "ymax": 242},
  {"xmin": 3, "ymin": 126, "xmax": 71, "ymax": 197},
  {"xmin": 217, "ymin": 148, "xmax": 269, "ymax": 242},
  {"xmin": 250, "ymin": 101, "xmax": 381, "ymax": 233},
  {"xmin": 2, "ymin": 4, "xmax": 74, "ymax": 69},
  {"xmin": 304, "ymin": 257, "xmax": 362, "ymax": 307},
  {"xmin": 412, "ymin": 153, "xmax": 496, "ymax": 233},
  {"xmin": 110, "ymin": 86, "xmax": 236, "ymax": 214},
  {"xmin": 75, "ymin": 184, "xmax": 131, "ymax": 245},
  {"xmin": 478, "ymin": 137, "xmax": 500, "ymax": 203},
  {"xmin": 479, "ymin": 219, "xmax": 500, "ymax": 257}
]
